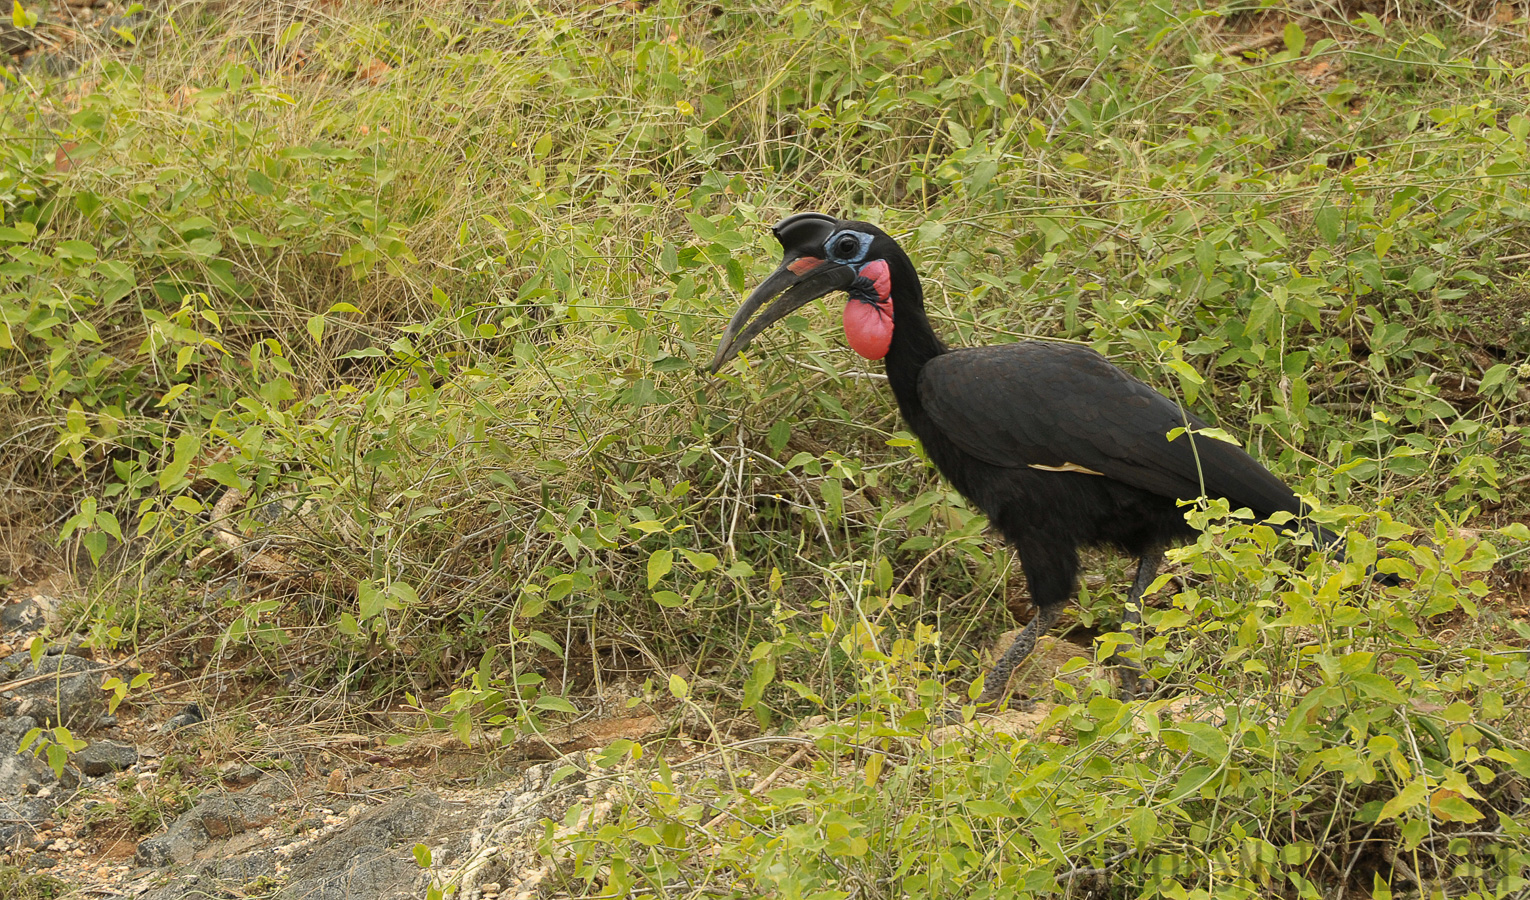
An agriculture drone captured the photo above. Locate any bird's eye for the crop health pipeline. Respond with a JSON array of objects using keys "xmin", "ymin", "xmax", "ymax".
[{"xmin": 836, "ymin": 236, "xmax": 859, "ymax": 258}]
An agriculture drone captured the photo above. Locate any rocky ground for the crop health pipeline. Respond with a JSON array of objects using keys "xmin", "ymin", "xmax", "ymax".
[
  {"xmin": 0, "ymin": 576, "xmax": 1068, "ymax": 900},
  {"xmin": 0, "ymin": 583, "xmax": 693, "ymax": 899},
  {"xmin": 0, "ymin": 578, "xmax": 673, "ymax": 893}
]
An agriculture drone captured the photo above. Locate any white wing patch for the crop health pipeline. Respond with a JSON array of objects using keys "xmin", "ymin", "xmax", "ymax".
[{"xmin": 1029, "ymin": 462, "xmax": 1105, "ymax": 476}]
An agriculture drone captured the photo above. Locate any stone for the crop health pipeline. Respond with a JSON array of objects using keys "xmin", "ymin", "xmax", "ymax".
[
  {"xmin": 0, "ymin": 25, "xmax": 34, "ymax": 57},
  {"xmin": 0, "ymin": 750, "xmax": 53, "ymax": 797},
  {"xmin": 279, "ymin": 793, "xmax": 444, "ymax": 900},
  {"xmin": 0, "ymin": 715, "xmax": 41, "ymax": 756},
  {"xmin": 0, "ymin": 715, "xmax": 58, "ymax": 805},
  {"xmin": 135, "ymin": 792, "xmax": 275, "ymax": 867},
  {"xmin": 0, "ymin": 595, "xmax": 49, "ymax": 634},
  {"xmin": 75, "ymin": 740, "xmax": 137, "ymax": 776},
  {"xmin": 0, "ymin": 652, "xmax": 104, "ymax": 729},
  {"xmin": 20, "ymin": 50, "xmax": 80, "ymax": 79},
  {"xmin": 0, "ymin": 796, "xmax": 52, "ymax": 848},
  {"xmin": 159, "ymin": 702, "xmax": 204, "ymax": 734},
  {"xmin": 139, "ymin": 851, "xmax": 282, "ymax": 900},
  {"xmin": 220, "ymin": 762, "xmax": 263, "ymax": 785}
]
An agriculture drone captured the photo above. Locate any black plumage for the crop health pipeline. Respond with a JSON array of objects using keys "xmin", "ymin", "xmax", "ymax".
[{"xmin": 711, "ymin": 213, "xmax": 1383, "ymax": 707}]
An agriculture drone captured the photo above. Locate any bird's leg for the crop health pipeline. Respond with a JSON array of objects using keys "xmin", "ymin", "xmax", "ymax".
[
  {"xmin": 1114, "ymin": 547, "xmax": 1164, "ymax": 700},
  {"xmin": 973, "ymin": 602, "xmax": 1065, "ymax": 710}
]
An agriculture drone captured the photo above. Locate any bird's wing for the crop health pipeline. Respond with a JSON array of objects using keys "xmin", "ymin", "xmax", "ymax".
[{"xmin": 917, "ymin": 342, "xmax": 1303, "ymax": 517}]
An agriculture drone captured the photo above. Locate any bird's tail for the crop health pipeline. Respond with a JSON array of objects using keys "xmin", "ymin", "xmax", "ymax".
[{"xmin": 1308, "ymin": 524, "xmax": 1401, "ymax": 587}]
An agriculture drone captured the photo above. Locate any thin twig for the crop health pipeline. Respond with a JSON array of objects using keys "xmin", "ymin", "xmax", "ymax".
[{"xmin": 702, "ymin": 744, "xmax": 811, "ymax": 829}]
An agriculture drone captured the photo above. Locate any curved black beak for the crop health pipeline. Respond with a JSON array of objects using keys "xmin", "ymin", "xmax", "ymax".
[{"xmin": 709, "ymin": 257, "xmax": 855, "ymax": 374}]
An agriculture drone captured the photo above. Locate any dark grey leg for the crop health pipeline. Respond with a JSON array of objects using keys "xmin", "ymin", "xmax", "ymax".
[
  {"xmin": 1115, "ymin": 548, "xmax": 1164, "ymax": 700},
  {"xmin": 974, "ymin": 602, "xmax": 1065, "ymax": 709}
]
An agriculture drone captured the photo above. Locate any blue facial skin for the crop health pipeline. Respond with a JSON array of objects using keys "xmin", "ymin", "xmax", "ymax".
[{"xmin": 825, "ymin": 230, "xmax": 873, "ymax": 266}]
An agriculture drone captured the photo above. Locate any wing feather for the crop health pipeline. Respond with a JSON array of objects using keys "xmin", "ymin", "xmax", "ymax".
[{"xmin": 917, "ymin": 343, "xmax": 1303, "ymax": 518}]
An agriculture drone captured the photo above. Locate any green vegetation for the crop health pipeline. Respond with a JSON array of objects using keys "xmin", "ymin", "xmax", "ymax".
[
  {"xmin": 3, "ymin": 0, "xmax": 1529, "ymax": 896},
  {"xmin": 0, "ymin": 865, "xmax": 68, "ymax": 900}
]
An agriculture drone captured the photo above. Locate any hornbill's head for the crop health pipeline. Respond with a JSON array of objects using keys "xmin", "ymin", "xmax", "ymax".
[{"xmin": 710, "ymin": 212, "xmax": 904, "ymax": 374}]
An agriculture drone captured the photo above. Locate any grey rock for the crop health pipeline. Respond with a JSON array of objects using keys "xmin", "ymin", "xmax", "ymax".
[
  {"xmin": 279, "ymin": 793, "xmax": 444, "ymax": 900},
  {"xmin": 0, "ymin": 750, "xmax": 53, "ymax": 796},
  {"xmin": 0, "ymin": 25, "xmax": 37, "ymax": 57},
  {"xmin": 0, "ymin": 716, "xmax": 58, "ymax": 804},
  {"xmin": 20, "ymin": 49, "xmax": 80, "ymax": 78},
  {"xmin": 220, "ymin": 762, "xmax": 263, "ymax": 785},
  {"xmin": 28, "ymin": 853, "xmax": 57, "ymax": 869},
  {"xmin": 249, "ymin": 771, "xmax": 301, "ymax": 802},
  {"xmin": 135, "ymin": 791, "xmax": 275, "ymax": 867},
  {"xmin": 140, "ymin": 871, "xmax": 222, "ymax": 900},
  {"xmin": 0, "ymin": 595, "xmax": 48, "ymax": 634},
  {"xmin": 75, "ymin": 739, "xmax": 137, "ymax": 776},
  {"xmin": 45, "ymin": 636, "xmax": 89, "ymax": 657},
  {"xmin": 0, "ymin": 652, "xmax": 104, "ymax": 729},
  {"xmin": 138, "ymin": 848, "xmax": 285, "ymax": 900},
  {"xmin": 0, "ymin": 715, "xmax": 41, "ymax": 756},
  {"xmin": 0, "ymin": 796, "xmax": 52, "ymax": 848},
  {"xmin": 160, "ymin": 702, "xmax": 204, "ymax": 734}
]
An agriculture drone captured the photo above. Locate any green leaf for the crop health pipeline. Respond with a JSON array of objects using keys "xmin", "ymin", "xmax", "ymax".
[
  {"xmin": 1406, "ymin": 266, "xmax": 1437, "ymax": 292},
  {"xmin": 1377, "ymin": 779, "xmax": 1429, "ymax": 821},
  {"xmin": 1314, "ymin": 205, "xmax": 1342, "ymax": 242},
  {"xmin": 170, "ymin": 495, "xmax": 204, "ymax": 514},
  {"xmin": 1283, "ymin": 22, "xmax": 1306, "ymax": 55},
  {"xmin": 0, "ymin": 223, "xmax": 37, "ymax": 243},
  {"xmin": 1479, "ymin": 364, "xmax": 1511, "ymax": 392},
  {"xmin": 412, "ymin": 843, "xmax": 432, "ymax": 868},
  {"xmin": 534, "ymin": 695, "xmax": 578, "ymax": 713},
  {"xmin": 651, "ymin": 356, "xmax": 691, "ymax": 373},
  {"xmin": 680, "ymin": 549, "xmax": 718, "ymax": 572},
  {"xmin": 964, "ymin": 799, "xmax": 1011, "ymax": 817},
  {"xmin": 647, "ymin": 549, "xmax": 673, "ymax": 588},
  {"xmin": 1499, "ymin": 522, "xmax": 1530, "ymax": 541},
  {"xmin": 96, "ymin": 511, "xmax": 123, "ymax": 541},
  {"xmin": 157, "ymin": 383, "xmax": 192, "ymax": 407},
  {"xmin": 1128, "ymin": 806, "xmax": 1158, "ymax": 850},
  {"xmin": 159, "ymin": 431, "xmax": 201, "ymax": 490},
  {"xmin": 1430, "ymin": 790, "xmax": 1484, "ymax": 823},
  {"xmin": 767, "ymin": 420, "xmax": 792, "ymax": 454},
  {"xmin": 9, "ymin": 2, "xmax": 35, "ymax": 30},
  {"xmin": 668, "ymin": 673, "xmax": 689, "ymax": 699},
  {"xmin": 741, "ymin": 657, "xmax": 774, "ymax": 709},
  {"xmin": 1181, "ymin": 722, "xmax": 1228, "ymax": 763}
]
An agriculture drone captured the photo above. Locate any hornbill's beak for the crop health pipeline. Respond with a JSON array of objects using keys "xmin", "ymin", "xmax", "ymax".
[{"xmin": 709, "ymin": 256, "xmax": 856, "ymax": 374}]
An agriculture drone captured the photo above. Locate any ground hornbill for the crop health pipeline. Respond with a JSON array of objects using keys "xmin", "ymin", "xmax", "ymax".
[{"xmin": 710, "ymin": 212, "xmax": 1395, "ymax": 709}]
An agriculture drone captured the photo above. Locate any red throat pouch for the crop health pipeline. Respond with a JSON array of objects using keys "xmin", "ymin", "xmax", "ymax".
[
  {"xmin": 843, "ymin": 300, "xmax": 893, "ymax": 359},
  {"xmin": 843, "ymin": 260, "xmax": 893, "ymax": 359}
]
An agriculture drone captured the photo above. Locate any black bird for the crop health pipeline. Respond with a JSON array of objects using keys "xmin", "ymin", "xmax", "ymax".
[{"xmin": 711, "ymin": 212, "xmax": 1388, "ymax": 708}]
